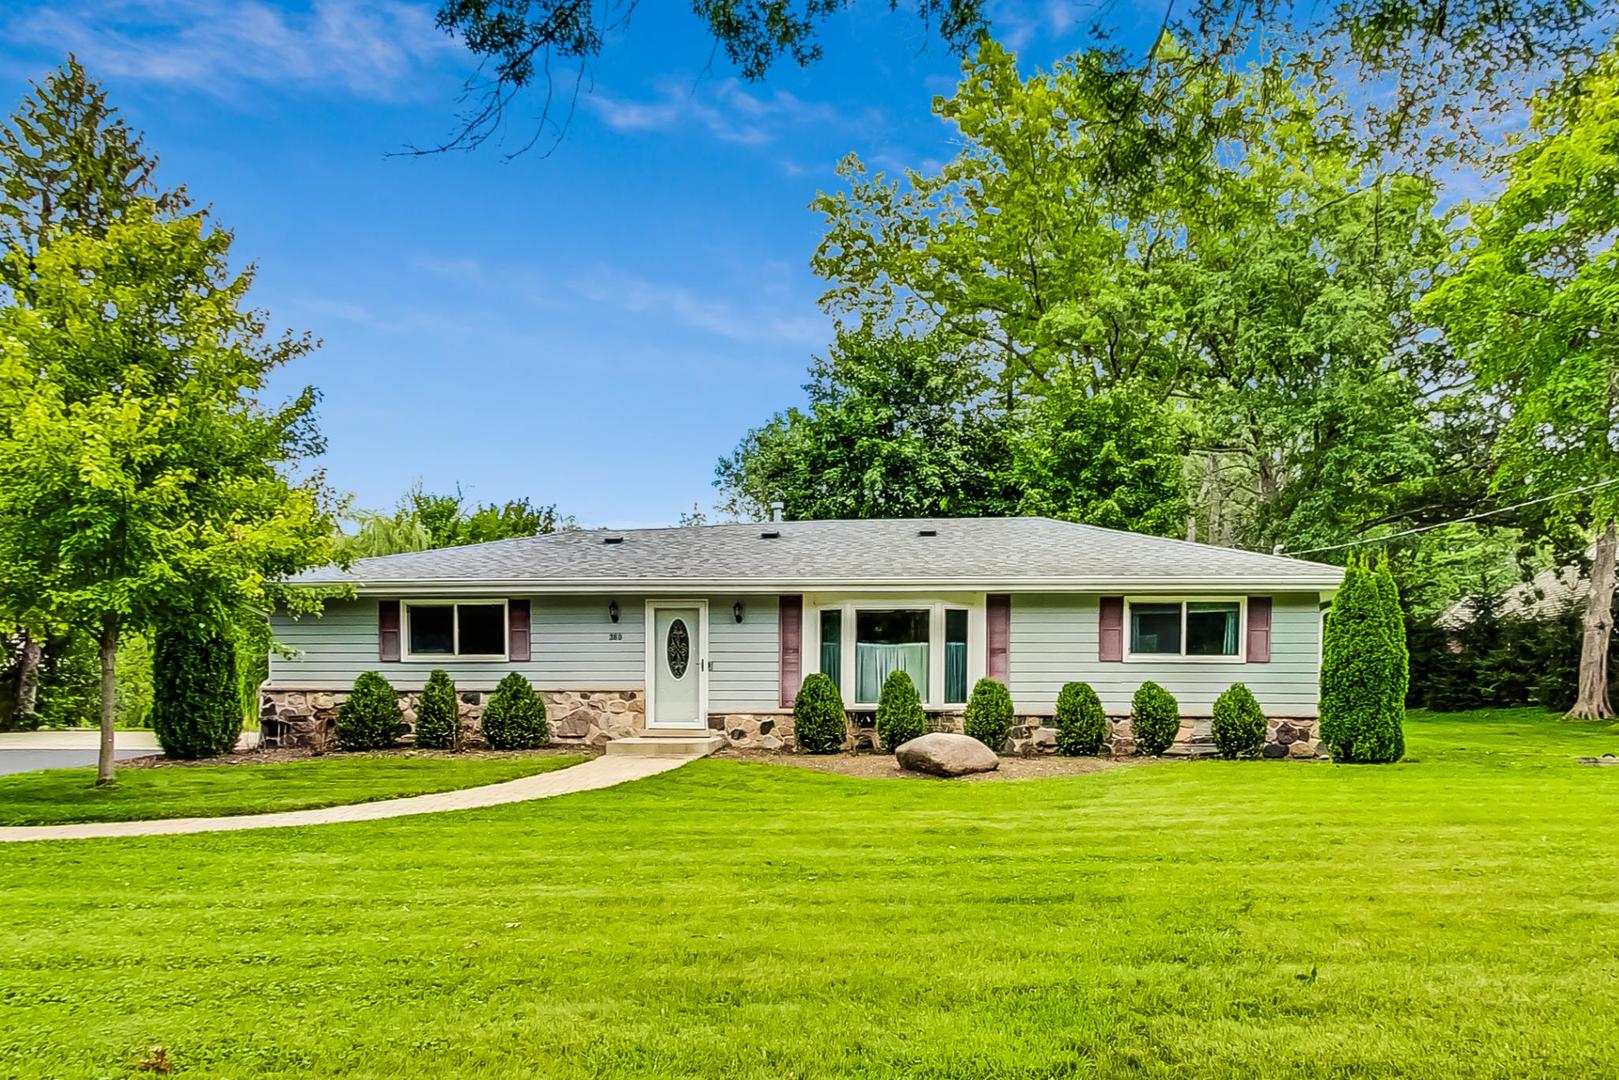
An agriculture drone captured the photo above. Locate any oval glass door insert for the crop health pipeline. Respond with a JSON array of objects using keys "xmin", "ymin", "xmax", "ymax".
[{"xmin": 666, "ymin": 618, "xmax": 690, "ymax": 678}]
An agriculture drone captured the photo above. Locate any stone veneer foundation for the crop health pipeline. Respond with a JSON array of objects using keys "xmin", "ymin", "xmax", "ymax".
[
  {"xmin": 263, "ymin": 686, "xmax": 1324, "ymax": 760},
  {"xmin": 711, "ymin": 710, "xmax": 1326, "ymax": 759},
  {"xmin": 260, "ymin": 687, "xmax": 645, "ymax": 751}
]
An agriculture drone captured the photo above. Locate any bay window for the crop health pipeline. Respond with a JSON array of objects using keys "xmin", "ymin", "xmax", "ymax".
[
  {"xmin": 1127, "ymin": 598, "xmax": 1243, "ymax": 660},
  {"xmin": 811, "ymin": 600, "xmax": 976, "ymax": 706},
  {"xmin": 405, "ymin": 600, "xmax": 507, "ymax": 659}
]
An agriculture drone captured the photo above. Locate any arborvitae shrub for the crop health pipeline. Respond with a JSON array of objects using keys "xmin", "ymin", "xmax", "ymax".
[
  {"xmin": 481, "ymin": 671, "xmax": 548, "ymax": 750},
  {"xmin": 875, "ymin": 669, "xmax": 926, "ymax": 751},
  {"xmin": 414, "ymin": 669, "xmax": 459, "ymax": 750},
  {"xmin": 1054, "ymin": 681, "xmax": 1107, "ymax": 756},
  {"xmin": 792, "ymin": 672, "xmax": 846, "ymax": 753},
  {"xmin": 151, "ymin": 621, "xmax": 241, "ymax": 760},
  {"xmin": 1131, "ymin": 681, "xmax": 1180, "ymax": 756},
  {"xmin": 963, "ymin": 677, "xmax": 1014, "ymax": 751},
  {"xmin": 1320, "ymin": 555, "xmax": 1404, "ymax": 763},
  {"xmin": 338, "ymin": 671, "xmax": 404, "ymax": 751},
  {"xmin": 1211, "ymin": 683, "xmax": 1266, "ymax": 760}
]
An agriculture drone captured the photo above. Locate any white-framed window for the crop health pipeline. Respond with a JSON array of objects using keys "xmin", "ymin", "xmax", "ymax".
[
  {"xmin": 1125, "ymin": 597, "xmax": 1245, "ymax": 662},
  {"xmin": 810, "ymin": 599, "xmax": 975, "ymax": 707},
  {"xmin": 404, "ymin": 599, "xmax": 508, "ymax": 660}
]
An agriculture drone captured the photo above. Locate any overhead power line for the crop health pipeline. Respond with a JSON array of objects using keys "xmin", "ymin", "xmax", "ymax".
[{"xmin": 1278, "ymin": 478, "xmax": 1619, "ymax": 558}]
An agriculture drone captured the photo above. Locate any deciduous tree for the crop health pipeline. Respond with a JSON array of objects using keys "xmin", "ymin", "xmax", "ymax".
[{"xmin": 0, "ymin": 207, "xmax": 336, "ymax": 784}]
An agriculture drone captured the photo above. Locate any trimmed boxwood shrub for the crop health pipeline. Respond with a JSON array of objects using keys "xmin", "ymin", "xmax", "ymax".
[
  {"xmin": 1211, "ymin": 683, "xmax": 1266, "ymax": 759},
  {"xmin": 793, "ymin": 672, "xmax": 846, "ymax": 753},
  {"xmin": 481, "ymin": 671, "xmax": 548, "ymax": 750},
  {"xmin": 1054, "ymin": 681, "xmax": 1107, "ymax": 756},
  {"xmin": 963, "ymin": 677, "xmax": 1014, "ymax": 751},
  {"xmin": 1321, "ymin": 555, "xmax": 1405, "ymax": 763},
  {"xmin": 875, "ymin": 669, "xmax": 926, "ymax": 752},
  {"xmin": 338, "ymin": 671, "xmax": 404, "ymax": 751},
  {"xmin": 414, "ymin": 669, "xmax": 459, "ymax": 750},
  {"xmin": 151, "ymin": 620, "xmax": 242, "ymax": 760},
  {"xmin": 1131, "ymin": 681, "xmax": 1180, "ymax": 756}
]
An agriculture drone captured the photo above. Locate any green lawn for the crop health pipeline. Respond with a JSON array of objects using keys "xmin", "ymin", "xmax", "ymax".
[
  {"xmin": 0, "ymin": 752, "xmax": 588, "ymax": 826},
  {"xmin": 1, "ymin": 708, "xmax": 1615, "ymax": 1078}
]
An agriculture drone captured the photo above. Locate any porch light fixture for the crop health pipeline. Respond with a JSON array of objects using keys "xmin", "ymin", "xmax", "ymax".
[
  {"xmin": 608, "ymin": 600, "xmax": 620, "ymax": 623},
  {"xmin": 732, "ymin": 601, "xmax": 745, "ymax": 624}
]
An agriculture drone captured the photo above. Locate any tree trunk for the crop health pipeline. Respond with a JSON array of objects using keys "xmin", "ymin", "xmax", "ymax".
[
  {"xmin": 15, "ymin": 632, "xmax": 42, "ymax": 718},
  {"xmin": 96, "ymin": 614, "xmax": 119, "ymax": 786},
  {"xmin": 1568, "ymin": 519, "xmax": 1616, "ymax": 720}
]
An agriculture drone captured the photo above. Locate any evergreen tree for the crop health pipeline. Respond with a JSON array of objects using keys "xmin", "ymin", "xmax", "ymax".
[
  {"xmin": 1320, "ymin": 556, "xmax": 1404, "ymax": 763},
  {"xmin": 150, "ymin": 619, "xmax": 241, "ymax": 760}
]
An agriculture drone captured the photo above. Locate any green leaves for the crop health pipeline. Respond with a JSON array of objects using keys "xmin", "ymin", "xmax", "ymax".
[{"xmin": 0, "ymin": 205, "xmax": 337, "ymax": 636}]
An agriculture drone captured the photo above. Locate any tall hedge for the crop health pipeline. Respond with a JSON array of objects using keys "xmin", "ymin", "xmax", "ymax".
[
  {"xmin": 875, "ymin": 669, "xmax": 926, "ymax": 751},
  {"xmin": 793, "ymin": 672, "xmax": 846, "ymax": 753},
  {"xmin": 1054, "ymin": 681, "xmax": 1107, "ymax": 755},
  {"xmin": 962, "ymin": 677, "xmax": 1014, "ymax": 751},
  {"xmin": 1131, "ymin": 681, "xmax": 1180, "ymax": 756},
  {"xmin": 414, "ymin": 669, "xmax": 459, "ymax": 750},
  {"xmin": 481, "ymin": 671, "xmax": 548, "ymax": 750},
  {"xmin": 338, "ymin": 671, "xmax": 404, "ymax": 751},
  {"xmin": 1320, "ymin": 555, "xmax": 1405, "ymax": 763},
  {"xmin": 1374, "ymin": 553, "xmax": 1409, "ymax": 761},
  {"xmin": 1211, "ymin": 683, "xmax": 1266, "ymax": 759},
  {"xmin": 151, "ymin": 620, "xmax": 242, "ymax": 760}
]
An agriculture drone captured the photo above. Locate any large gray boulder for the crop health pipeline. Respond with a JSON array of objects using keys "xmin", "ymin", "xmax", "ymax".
[{"xmin": 895, "ymin": 732, "xmax": 1000, "ymax": 777}]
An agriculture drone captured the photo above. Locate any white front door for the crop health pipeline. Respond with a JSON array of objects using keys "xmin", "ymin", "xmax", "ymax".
[{"xmin": 647, "ymin": 602, "xmax": 707, "ymax": 729}]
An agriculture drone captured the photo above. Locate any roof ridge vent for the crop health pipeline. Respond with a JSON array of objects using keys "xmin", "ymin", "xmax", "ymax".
[
  {"xmin": 602, "ymin": 535, "xmax": 624, "ymax": 545},
  {"xmin": 759, "ymin": 529, "xmax": 781, "ymax": 539}
]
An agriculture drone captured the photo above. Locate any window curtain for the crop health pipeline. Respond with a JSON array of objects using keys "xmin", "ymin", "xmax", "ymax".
[
  {"xmin": 856, "ymin": 643, "xmax": 929, "ymax": 702},
  {"xmin": 945, "ymin": 640, "xmax": 967, "ymax": 703},
  {"xmin": 820, "ymin": 640, "xmax": 841, "ymax": 689}
]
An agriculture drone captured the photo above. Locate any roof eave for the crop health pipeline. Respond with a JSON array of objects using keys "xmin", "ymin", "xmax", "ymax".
[{"xmin": 292, "ymin": 574, "xmax": 1344, "ymax": 595}]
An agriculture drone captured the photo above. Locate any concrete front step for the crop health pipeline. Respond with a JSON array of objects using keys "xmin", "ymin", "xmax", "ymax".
[{"xmin": 604, "ymin": 735, "xmax": 726, "ymax": 759}]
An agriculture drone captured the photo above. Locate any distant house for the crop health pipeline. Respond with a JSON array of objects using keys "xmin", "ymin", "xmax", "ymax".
[
  {"xmin": 1438, "ymin": 566, "xmax": 1586, "ymax": 629},
  {"xmin": 264, "ymin": 517, "xmax": 1342, "ymax": 757}
]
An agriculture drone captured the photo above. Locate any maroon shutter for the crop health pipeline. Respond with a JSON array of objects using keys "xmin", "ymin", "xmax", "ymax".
[
  {"xmin": 508, "ymin": 599, "xmax": 531, "ymax": 662},
  {"xmin": 779, "ymin": 595, "xmax": 803, "ymax": 707},
  {"xmin": 1246, "ymin": 596, "xmax": 1272, "ymax": 663},
  {"xmin": 986, "ymin": 594, "xmax": 1011, "ymax": 682},
  {"xmin": 1098, "ymin": 596, "xmax": 1124, "ymax": 662},
  {"xmin": 378, "ymin": 600, "xmax": 401, "ymax": 662}
]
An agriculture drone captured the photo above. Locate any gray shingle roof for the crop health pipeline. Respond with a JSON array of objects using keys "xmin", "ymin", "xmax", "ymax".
[{"xmin": 298, "ymin": 517, "xmax": 1343, "ymax": 592}]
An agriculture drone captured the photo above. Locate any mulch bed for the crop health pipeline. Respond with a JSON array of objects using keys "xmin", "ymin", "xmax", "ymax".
[
  {"xmin": 119, "ymin": 746, "xmax": 597, "ymax": 769},
  {"xmin": 717, "ymin": 747, "xmax": 1145, "ymax": 781}
]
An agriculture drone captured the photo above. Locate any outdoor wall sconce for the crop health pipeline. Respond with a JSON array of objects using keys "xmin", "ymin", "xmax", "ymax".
[
  {"xmin": 608, "ymin": 600, "xmax": 620, "ymax": 623},
  {"xmin": 733, "ymin": 601, "xmax": 745, "ymax": 623}
]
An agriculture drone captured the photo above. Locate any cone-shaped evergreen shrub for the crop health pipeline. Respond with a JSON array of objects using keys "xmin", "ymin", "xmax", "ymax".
[
  {"xmin": 1054, "ymin": 681, "xmax": 1107, "ymax": 755},
  {"xmin": 151, "ymin": 620, "xmax": 242, "ymax": 760},
  {"xmin": 1320, "ymin": 555, "xmax": 1405, "ymax": 762},
  {"xmin": 963, "ymin": 677, "xmax": 1014, "ymax": 751},
  {"xmin": 792, "ymin": 672, "xmax": 847, "ymax": 753},
  {"xmin": 481, "ymin": 671, "xmax": 548, "ymax": 749},
  {"xmin": 1131, "ymin": 681, "xmax": 1180, "ymax": 755},
  {"xmin": 1375, "ymin": 553, "xmax": 1409, "ymax": 760},
  {"xmin": 338, "ymin": 671, "xmax": 404, "ymax": 751},
  {"xmin": 1211, "ymin": 683, "xmax": 1266, "ymax": 759},
  {"xmin": 414, "ymin": 669, "xmax": 459, "ymax": 750},
  {"xmin": 875, "ymin": 669, "xmax": 926, "ymax": 751}
]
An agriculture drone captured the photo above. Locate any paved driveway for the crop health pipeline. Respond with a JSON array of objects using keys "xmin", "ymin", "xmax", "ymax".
[{"xmin": 0, "ymin": 730, "xmax": 257, "ymax": 776}]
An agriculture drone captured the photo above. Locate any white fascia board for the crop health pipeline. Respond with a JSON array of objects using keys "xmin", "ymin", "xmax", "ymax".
[{"xmin": 313, "ymin": 574, "xmax": 1344, "ymax": 596}]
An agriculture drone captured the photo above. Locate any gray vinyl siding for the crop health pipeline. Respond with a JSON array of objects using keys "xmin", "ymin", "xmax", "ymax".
[
  {"xmin": 269, "ymin": 594, "xmax": 781, "ymax": 711},
  {"xmin": 1008, "ymin": 592, "xmax": 1322, "ymax": 716},
  {"xmin": 708, "ymin": 595, "xmax": 780, "ymax": 712}
]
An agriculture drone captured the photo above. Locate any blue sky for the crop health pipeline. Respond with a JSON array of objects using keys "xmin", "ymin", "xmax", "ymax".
[{"xmin": 0, "ymin": 1, "xmax": 1159, "ymax": 528}]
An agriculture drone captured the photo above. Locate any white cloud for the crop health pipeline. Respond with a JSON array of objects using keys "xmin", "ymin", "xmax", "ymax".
[
  {"xmin": 7, "ymin": 0, "xmax": 459, "ymax": 99},
  {"xmin": 569, "ymin": 265, "xmax": 828, "ymax": 348},
  {"xmin": 587, "ymin": 76, "xmax": 874, "ymax": 146}
]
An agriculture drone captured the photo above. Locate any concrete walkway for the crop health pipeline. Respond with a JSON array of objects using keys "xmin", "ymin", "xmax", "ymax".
[{"xmin": 0, "ymin": 754, "xmax": 688, "ymax": 843}]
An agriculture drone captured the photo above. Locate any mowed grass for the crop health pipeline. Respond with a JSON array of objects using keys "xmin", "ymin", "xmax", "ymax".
[
  {"xmin": 0, "ymin": 752, "xmax": 589, "ymax": 826},
  {"xmin": 1, "ymin": 709, "xmax": 1616, "ymax": 1079}
]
